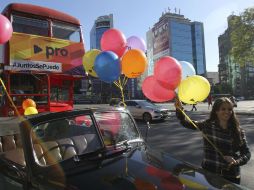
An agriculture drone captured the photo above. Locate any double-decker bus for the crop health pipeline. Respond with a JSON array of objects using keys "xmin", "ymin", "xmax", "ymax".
[{"xmin": 0, "ymin": 3, "xmax": 86, "ymax": 116}]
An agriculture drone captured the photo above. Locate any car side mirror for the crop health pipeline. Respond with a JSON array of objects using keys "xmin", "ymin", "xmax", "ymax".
[{"xmin": 136, "ymin": 105, "xmax": 141, "ymax": 108}]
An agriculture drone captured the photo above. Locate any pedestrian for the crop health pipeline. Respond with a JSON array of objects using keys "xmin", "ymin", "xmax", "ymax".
[
  {"xmin": 174, "ymin": 97, "xmax": 251, "ymax": 184},
  {"xmin": 207, "ymin": 94, "xmax": 213, "ymax": 110},
  {"xmin": 191, "ymin": 103, "xmax": 197, "ymax": 111}
]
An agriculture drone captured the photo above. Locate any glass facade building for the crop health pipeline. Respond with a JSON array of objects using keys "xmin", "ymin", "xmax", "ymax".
[
  {"xmin": 90, "ymin": 15, "xmax": 113, "ymax": 50},
  {"xmin": 146, "ymin": 11, "xmax": 207, "ymax": 77},
  {"xmin": 88, "ymin": 14, "xmax": 138, "ymax": 101},
  {"xmin": 218, "ymin": 15, "xmax": 254, "ymax": 97}
]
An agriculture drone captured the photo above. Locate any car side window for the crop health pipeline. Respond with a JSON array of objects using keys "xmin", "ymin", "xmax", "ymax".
[
  {"xmin": 126, "ymin": 101, "xmax": 136, "ymax": 106},
  {"xmin": 125, "ymin": 101, "xmax": 132, "ymax": 106},
  {"xmin": 133, "ymin": 102, "xmax": 138, "ymax": 106}
]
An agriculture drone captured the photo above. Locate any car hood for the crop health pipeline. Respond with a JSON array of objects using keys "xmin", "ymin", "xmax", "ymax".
[{"xmin": 44, "ymin": 146, "xmax": 246, "ymax": 190}]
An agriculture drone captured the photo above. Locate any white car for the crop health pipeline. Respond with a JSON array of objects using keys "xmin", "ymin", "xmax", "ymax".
[{"xmin": 123, "ymin": 100, "xmax": 170, "ymax": 122}]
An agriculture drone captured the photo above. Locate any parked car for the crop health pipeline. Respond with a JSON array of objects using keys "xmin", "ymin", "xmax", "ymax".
[
  {"xmin": 229, "ymin": 96, "xmax": 237, "ymax": 107},
  {"xmin": 122, "ymin": 100, "xmax": 170, "ymax": 122},
  {"xmin": 236, "ymin": 96, "xmax": 245, "ymax": 101},
  {"xmin": 109, "ymin": 97, "xmax": 122, "ymax": 106},
  {"xmin": 0, "ymin": 108, "xmax": 249, "ymax": 190}
]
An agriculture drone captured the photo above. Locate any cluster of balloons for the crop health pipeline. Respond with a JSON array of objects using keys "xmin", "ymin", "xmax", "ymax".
[
  {"xmin": 0, "ymin": 14, "xmax": 13, "ymax": 44},
  {"xmin": 83, "ymin": 28, "xmax": 147, "ymax": 83},
  {"xmin": 22, "ymin": 99, "xmax": 38, "ymax": 115},
  {"xmin": 142, "ymin": 56, "xmax": 210, "ymax": 104},
  {"xmin": 142, "ymin": 56, "xmax": 181, "ymax": 102}
]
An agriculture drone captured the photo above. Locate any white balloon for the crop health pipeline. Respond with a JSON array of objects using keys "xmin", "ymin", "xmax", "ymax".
[{"xmin": 179, "ymin": 61, "xmax": 196, "ymax": 80}]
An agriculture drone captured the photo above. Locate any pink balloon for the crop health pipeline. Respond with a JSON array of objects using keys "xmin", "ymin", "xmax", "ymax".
[
  {"xmin": 101, "ymin": 28, "xmax": 127, "ymax": 57},
  {"xmin": 127, "ymin": 36, "xmax": 146, "ymax": 52},
  {"xmin": 154, "ymin": 56, "xmax": 182, "ymax": 90},
  {"xmin": 0, "ymin": 14, "xmax": 13, "ymax": 44},
  {"xmin": 142, "ymin": 76, "xmax": 175, "ymax": 102}
]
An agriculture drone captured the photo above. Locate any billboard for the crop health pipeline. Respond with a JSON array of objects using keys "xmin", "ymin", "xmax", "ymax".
[
  {"xmin": 152, "ymin": 19, "xmax": 170, "ymax": 57},
  {"xmin": 6, "ymin": 32, "xmax": 85, "ymax": 75}
]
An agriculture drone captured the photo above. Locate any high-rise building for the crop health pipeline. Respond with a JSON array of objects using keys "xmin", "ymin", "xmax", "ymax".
[
  {"xmin": 218, "ymin": 15, "xmax": 254, "ymax": 97},
  {"xmin": 90, "ymin": 14, "xmax": 113, "ymax": 50},
  {"xmin": 146, "ymin": 9, "xmax": 206, "ymax": 77},
  {"xmin": 88, "ymin": 14, "xmax": 137, "ymax": 102}
]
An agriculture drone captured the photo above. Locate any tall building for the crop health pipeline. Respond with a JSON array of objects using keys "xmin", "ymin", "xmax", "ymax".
[
  {"xmin": 146, "ymin": 9, "xmax": 206, "ymax": 77},
  {"xmin": 88, "ymin": 14, "xmax": 137, "ymax": 102},
  {"xmin": 90, "ymin": 14, "xmax": 113, "ymax": 50},
  {"xmin": 218, "ymin": 15, "xmax": 254, "ymax": 97}
]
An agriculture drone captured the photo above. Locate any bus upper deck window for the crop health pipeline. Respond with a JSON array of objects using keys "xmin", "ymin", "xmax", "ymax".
[
  {"xmin": 12, "ymin": 15, "xmax": 49, "ymax": 37},
  {"xmin": 52, "ymin": 21, "xmax": 81, "ymax": 42}
]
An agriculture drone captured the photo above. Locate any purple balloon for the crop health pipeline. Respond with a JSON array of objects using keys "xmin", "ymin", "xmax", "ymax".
[{"xmin": 127, "ymin": 36, "xmax": 146, "ymax": 52}]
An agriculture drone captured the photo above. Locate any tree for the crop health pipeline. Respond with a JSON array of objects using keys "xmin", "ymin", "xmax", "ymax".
[
  {"xmin": 229, "ymin": 8, "xmax": 254, "ymax": 66},
  {"xmin": 213, "ymin": 83, "xmax": 232, "ymax": 94}
]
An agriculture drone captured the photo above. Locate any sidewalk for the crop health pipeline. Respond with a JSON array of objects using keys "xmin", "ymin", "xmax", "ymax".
[{"xmin": 156, "ymin": 101, "xmax": 254, "ymax": 115}]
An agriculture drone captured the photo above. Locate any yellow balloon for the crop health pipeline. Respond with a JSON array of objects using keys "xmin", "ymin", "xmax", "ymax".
[
  {"xmin": 24, "ymin": 107, "xmax": 38, "ymax": 115},
  {"xmin": 178, "ymin": 75, "xmax": 210, "ymax": 104},
  {"xmin": 82, "ymin": 49, "xmax": 101, "ymax": 77}
]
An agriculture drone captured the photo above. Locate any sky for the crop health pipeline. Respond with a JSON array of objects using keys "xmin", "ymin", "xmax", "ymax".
[{"xmin": 1, "ymin": 0, "xmax": 254, "ymax": 72}]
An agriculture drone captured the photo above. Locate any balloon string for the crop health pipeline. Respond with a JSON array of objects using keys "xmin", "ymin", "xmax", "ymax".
[
  {"xmin": 123, "ymin": 76, "xmax": 128, "ymax": 87},
  {"xmin": 0, "ymin": 78, "xmax": 24, "ymax": 120},
  {"xmin": 176, "ymin": 106, "xmax": 224, "ymax": 158},
  {"xmin": 113, "ymin": 81, "xmax": 120, "ymax": 88},
  {"xmin": 113, "ymin": 79, "xmax": 125, "ymax": 107}
]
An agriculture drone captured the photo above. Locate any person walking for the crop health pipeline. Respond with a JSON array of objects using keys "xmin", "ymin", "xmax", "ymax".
[
  {"xmin": 207, "ymin": 94, "xmax": 213, "ymax": 110},
  {"xmin": 175, "ymin": 97, "xmax": 251, "ymax": 184},
  {"xmin": 191, "ymin": 103, "xmax": 197, "ymax": 111}
]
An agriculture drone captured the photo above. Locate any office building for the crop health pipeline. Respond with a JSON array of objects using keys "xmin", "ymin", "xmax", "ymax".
[
  {"xmin": 88, "ymin": 14, "xmax": 137, "ymax": 102},
  {"xmin": 218, "ymin": 15, "xmax": 254, "ymax": 97},
  {"xmin": 90, "ymin": 14, "xmax": 113, "ymax": 50},
  {"xmin": 146, "ymin": 9, "xmax": 207, "ymax": 77}
]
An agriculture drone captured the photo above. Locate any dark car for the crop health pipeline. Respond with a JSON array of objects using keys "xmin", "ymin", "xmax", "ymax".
[{"xmin": 0, "ymin": 108, "xmax": 249, "ymax": 189}]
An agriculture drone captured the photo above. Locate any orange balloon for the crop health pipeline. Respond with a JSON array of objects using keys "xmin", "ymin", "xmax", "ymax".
[
  {"xmin": 22, "ymin": 99, "xmax": 36, "ymax": 110},
  {"xmin": 121, "ymin": 49, "xmax": 147, "ymax": 78}
]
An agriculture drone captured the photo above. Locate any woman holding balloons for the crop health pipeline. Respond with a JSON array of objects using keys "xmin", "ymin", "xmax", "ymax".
[{"xmin": 175, "ymin": 97, "xmax": 251, "ymax": 184}]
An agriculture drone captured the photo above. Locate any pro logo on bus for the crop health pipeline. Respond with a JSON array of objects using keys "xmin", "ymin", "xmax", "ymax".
[{"xmin": 34, "ymin": 45, "xmax": 69, "ymax": 59}]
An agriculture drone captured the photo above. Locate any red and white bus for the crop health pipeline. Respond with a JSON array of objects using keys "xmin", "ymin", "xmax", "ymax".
[{"xmin": 0, "ymin": 3, "xmax": 86, "ymax": 116}]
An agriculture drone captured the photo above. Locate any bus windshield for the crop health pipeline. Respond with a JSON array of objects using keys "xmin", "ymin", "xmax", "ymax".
[
  {"xmin": 12, "ymin": 14, "xmax": 81, "ymax": 42},
  {"xmin": 12, "ymin": 15, "xmax": 49, "ymax": 37},
  {"xmin": 52, "ymin": 21, "xmax": 81, "ymax": 42}
]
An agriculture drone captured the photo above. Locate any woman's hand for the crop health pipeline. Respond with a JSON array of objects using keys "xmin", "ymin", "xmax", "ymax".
[{"xmin": 224, "ymin": 156, "xmax": 238, "ymax": 167}]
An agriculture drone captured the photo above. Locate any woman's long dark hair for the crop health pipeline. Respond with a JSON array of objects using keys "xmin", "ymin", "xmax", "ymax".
[{"xmin": 207, "ymin": 97, "xmax": 243, "ymax": 145}]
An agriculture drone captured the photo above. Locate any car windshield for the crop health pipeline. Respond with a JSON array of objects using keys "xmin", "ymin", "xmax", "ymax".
[
  {"xmin": 138, "ymin": 100, "xmax": 156, "ymax": 107},
  {"xmin": 30, "ymin": 111, "xmax": 140, "ymax": 166},
  {"xmin": 94, "ymin": 111, "xmax": 140, "ymax": 146}
]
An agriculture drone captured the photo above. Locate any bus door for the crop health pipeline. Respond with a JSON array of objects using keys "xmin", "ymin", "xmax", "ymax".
[{"xmin": 49, "ymin": 75, "xmax": 74, "ymax": 112}]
